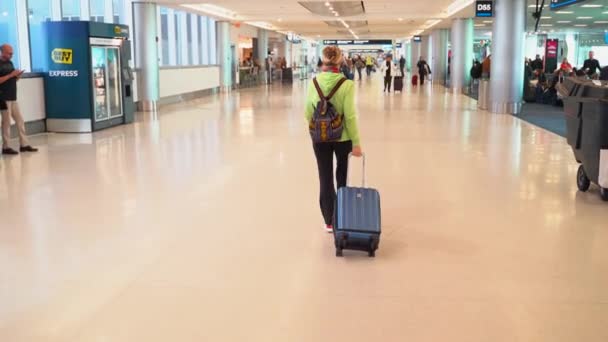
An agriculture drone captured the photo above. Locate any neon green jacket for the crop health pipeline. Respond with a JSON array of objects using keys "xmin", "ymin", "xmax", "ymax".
[{"xmin": 304, "ymin": 72, "xmax": 361, "ymax": 146}]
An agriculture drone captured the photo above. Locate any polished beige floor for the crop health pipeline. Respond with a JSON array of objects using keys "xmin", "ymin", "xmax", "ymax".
[{"xmin": 1, "ymin": 77, "xmax": 607, "ymax": 342}]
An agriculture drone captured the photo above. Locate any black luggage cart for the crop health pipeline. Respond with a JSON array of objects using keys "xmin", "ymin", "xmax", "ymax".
[{"xmin": 563, "ymin": 78, "xmax": 608, "ymax": 201}]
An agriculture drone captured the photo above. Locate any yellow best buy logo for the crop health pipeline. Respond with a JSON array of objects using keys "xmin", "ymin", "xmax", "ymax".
[
  {"xmin": 52, "ymin": 48, "xmax": 73, "ymax": 64},
  {"xmin": 115, "ymin": 26, "xmax": 121, "ymax": 34}
]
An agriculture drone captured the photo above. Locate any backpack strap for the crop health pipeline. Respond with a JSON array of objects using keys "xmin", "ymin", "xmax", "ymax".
[
  {"xmin": 326, "ymin": 78, "xmax": 347, "ymax": 101},
  {"xmin": 312, "ymin": 78, "xmax": 325, "ymax": 100},
  {"xmin": 313, "ymin": 77, "xmax": 347, "ymax": 101}
]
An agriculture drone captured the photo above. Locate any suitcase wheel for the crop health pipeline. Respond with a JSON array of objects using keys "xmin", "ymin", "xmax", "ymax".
[
  {"xmin": 336, "ymin": 248, "xmax": 344, "ymax": 257},
  {"xmin": 577, "ymin": 165, "xmax": 590, "ymax": 192},
  {"xmin": 368, "ymin": 250, "xmax": 375, "ymax": 258},
  {"xmin": 601, "ymin": 188, "xmax": 608, "ymax": 202}
]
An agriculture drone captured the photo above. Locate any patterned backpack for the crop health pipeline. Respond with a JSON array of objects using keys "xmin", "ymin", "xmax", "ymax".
[{"xmin": 309, "ymin": 77, "xmax": 347, "ymax": 143}]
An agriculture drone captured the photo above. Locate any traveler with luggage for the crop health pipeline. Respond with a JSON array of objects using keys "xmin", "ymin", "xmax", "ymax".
[
  {"xmin": 416, "ymin": 57, "xmax": 431, "ymax": 85},
  {"xmin": 399, "ymin": 56, "xmax": 406, "ymax": 76},
  {"xmin": 304, "ymin": 46, "xmax": 362, "ymax": 233},
  {"xmin": 380, "ymin": 55, "xmax": 398, "ymax": 93}
]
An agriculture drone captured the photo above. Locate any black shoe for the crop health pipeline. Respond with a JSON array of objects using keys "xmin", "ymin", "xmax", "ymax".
[
  {"xmin": 20, "ymin": 145, "xmax": 38, "ymax": 153},
  {"xmin": 2, "ymin": 148, "xmax": 19, "ymax": 155}
]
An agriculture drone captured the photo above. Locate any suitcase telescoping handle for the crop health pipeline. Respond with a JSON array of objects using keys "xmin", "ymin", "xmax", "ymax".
[{"xmin": 347, "ymin": 153, "xmax": 366, "ymax": 188}]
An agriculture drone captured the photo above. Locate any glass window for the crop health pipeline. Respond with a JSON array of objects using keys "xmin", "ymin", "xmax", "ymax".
[
  {"xmin": 208, "ymin": 18, "xmax": 217, "ymax": 64},
  {"xmin": 90, "ymin": 0, "xmax": 105, "ymax": 22},
  {"xmin": 175, "ymin": 11, "xmax": 181, "ymax": 65},
  {"xmin": 0, "ymin": 0, "xmax": 20, "ymax": 68},
  {"xmin": 160, "ymin": 7, "xmax": 169, "ymax": 65},
  {"xmin": 61, "ymin": 0, "xmax": 80, "ymax": 20},
  {"xmin": 199, "ymin": 16, "xmax": 209, "ymax": 65},
  {"xmin": 186, "ymin": 14, "xmax": 193, "ymax": 65},
  {"xmin": 113, "ymin": 0, "xmax": 123, "ymax": 24},
  {"xmin": 28, "ymin": 0, "xmax": 52, "ymax": 72}
]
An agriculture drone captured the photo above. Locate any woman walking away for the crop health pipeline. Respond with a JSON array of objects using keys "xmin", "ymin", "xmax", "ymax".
[
  {"xmin": 380, "ymin": 55, "xmax": 397, "ymax": 93},
  {"xmin": 305, "ymin": 46, "xmax": 363, "ymax": 233}
]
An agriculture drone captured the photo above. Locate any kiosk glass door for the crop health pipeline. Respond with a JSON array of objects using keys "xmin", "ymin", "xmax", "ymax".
[{"xmin": 91, "ymin": 45, "xmax": 123, "ymax": 122}]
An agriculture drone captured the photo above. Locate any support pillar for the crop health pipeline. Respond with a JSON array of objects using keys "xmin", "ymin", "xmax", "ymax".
[
  {"xmin": 216, "ymin": 21, "xmax": 233, "ymax": 90},
  {"xmin": 450, "ymin": 18, "xmax": 474, "ymax": 93},
  {"xmin": 430, "ymin": 29, "xmax": 449, "ymax": 85},
  {"xmin": 133, "ymin": 2, "xmax": 160, "ymax": 111},
  {"xmin": 411, "ymin": 39, "xmax": 422, "ymax": 75},
  {"xmin": 490, "ymin": 0, "xmax": 526, "ymax": 114},
  {"xmin": 257, "ymin": 28, "xmax": 269, "ymax": 83}
]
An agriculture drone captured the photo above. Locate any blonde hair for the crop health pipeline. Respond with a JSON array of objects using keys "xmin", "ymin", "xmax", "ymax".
[{"xmin": 322, "ymin": 46, "xmax": 343, "ymax": 67}]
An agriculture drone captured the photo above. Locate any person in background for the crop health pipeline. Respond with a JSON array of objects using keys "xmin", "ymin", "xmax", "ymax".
[
  {"xmin": 354, "ymin": 55, "xmax": 365, "ymax": 81},
  {"xmin": 416, "ymin": 57, "xmax": 431, "ymax": 85},
  {"xmin": 531, "ymin": 54, "xmax": 544, "ymax": 72},
  {"xmin": 304, "ymin": 46, "xmax": 362, "ymax": 233},
  {"xmin": 600, "ymin": 66, "xmax": 608, "ymax": 81},
  {"xmin": 380, "ymin": 55, "xmax": 397, "ymax": 93},
  {"xmin": 365, "ymin": 55, "xmax": 374, "ymax": 76},
  {"xmin": 583, "ymin": 51, "xmax": 601, "ymax": 79},
  {"xmin": 0, "ymin": 44, "xmax": 37, "ymax": 155},
  {"xmin": 559, "ymin": 57, "xmax": 573, "ymax": 75},
  {"xmin": 399, "ymin": 55, "xmax": 406, "ymax": 76},
  {"xmin": 481, "ymin": 54, "xmax": 491, "ymax": 79}
]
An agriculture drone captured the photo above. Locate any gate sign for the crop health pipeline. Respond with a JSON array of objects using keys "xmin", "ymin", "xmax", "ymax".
[{"xmin": 476, "ymin": 0, "xmax": 493, "ymax": 17}]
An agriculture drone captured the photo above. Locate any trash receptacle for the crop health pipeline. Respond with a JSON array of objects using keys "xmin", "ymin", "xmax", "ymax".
[
  {"xmin": 478, "ymin": 79, "xmax": 490, "ymax": 110},
  {"xmin": 563, "ymin": 78, "xmax": 608, "ymax": 201}
]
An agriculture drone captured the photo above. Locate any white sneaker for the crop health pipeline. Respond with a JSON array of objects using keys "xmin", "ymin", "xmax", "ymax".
[{"xmin": 324, "ymin": 224, "xmax": 334, "ymax": 233}]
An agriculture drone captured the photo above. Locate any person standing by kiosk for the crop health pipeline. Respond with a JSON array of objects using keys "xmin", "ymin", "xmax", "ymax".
[{"xmin": 0, "ymin": 44, "xmax": 37, "ymax": 155}]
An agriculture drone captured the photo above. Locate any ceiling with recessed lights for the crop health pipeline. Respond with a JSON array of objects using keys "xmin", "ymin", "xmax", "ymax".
[{"xmin": 162, "ymin": 0, "xmax": 608, "ymax": 39}]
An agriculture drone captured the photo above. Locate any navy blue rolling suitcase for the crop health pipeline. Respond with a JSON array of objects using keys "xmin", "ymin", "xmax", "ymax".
[{"xmin": 333, "ymin": 154, "xmax": 381, "ymax": 257}]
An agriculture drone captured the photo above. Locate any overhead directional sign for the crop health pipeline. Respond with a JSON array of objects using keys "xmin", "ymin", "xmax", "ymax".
[
  {"xmin": 323, "ymin": 39, "xmax": 393, "ymax": 46},
  {"xmin": 549, "ymin": 0, "xmax": 586, "ymax": 9}
]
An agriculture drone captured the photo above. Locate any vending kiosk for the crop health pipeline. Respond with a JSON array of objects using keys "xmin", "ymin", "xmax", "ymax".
[{"xmin": 43, "ymin": 21, "xmax": 135, "ymax": 132}]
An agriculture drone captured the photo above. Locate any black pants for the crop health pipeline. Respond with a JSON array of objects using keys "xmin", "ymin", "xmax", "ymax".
[
  {"xmin": 384, "ymin": 76, "xmax": 392, "ymax": 92},
  {"xmin": 366, "ymin": 65, "xmax": 372, "ymax": 76},
  {"xmin": 400, "ymin": 66, "xmax": 405, "ymax": 76},
  {"xmin": 357, "ymin": 68, "xmax": 363, "ymax": 80},
  {"xmin": 313, "ymin": 141, "xmax": 353, "ymax": 225},
  {"xmin": 420, "ymin": 74, "xmax": 426, "ymax": 85}
]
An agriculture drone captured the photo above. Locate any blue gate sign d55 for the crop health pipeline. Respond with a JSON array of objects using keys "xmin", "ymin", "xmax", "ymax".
[{"xmin": 476, "ymin": 0, "xmax": 493, "ymax": 17}]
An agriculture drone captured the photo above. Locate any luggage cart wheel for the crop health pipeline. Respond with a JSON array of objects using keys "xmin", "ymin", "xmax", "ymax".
[
  {"xmin": 577, "ymin": 165, "xmax": 591, "ymax": 192},
  {"xmin": 368, "ymin": 250, "xmax": 376, "ymax": 258},
  {"xmin": 336, "ymin": 248, "xmax": 344, "ymax": 257},
  {"xmin": 601, "ymin": 188, "xmax": 608, "ymax": 202}
]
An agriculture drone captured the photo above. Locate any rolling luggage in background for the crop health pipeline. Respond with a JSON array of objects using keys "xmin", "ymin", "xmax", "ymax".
[
  {"xmin": 394, "ymin": 76, "xmax": 403, "ymax": 92},
  {"xmin": 333, "ymin": 154, "xmax": 381, "ymax": 257},
  {"xmin": 412, "ymin": 74, "xmax": 418, "ymax": 86}
]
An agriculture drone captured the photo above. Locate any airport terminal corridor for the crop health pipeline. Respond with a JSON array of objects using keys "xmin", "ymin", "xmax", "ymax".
[{"xmin": 1, "ymin": 79, "xmax": 607, "ymax": 341}]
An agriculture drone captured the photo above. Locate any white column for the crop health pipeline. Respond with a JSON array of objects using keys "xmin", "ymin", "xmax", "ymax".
[
  {"xmin": 80, "ymin": 0, "xmax": 91, "ymax": 20},
  {"xmin": 208, "ymin": 19, "xmax": 217, "ymax": 64},
  {"xmin": 166, "ymin": 8, "xmax": 177, "ymax": 66},
  {"xmin": 257, "ymin": 28, "xmax": 268, "ymax": 67},
  {"xmin": 51, "ymin": 0, "xmax": 62, "ymax": 20},
  {"xmin": 156, "ymin": 5, "xmax": 162, "ymax": 66},
  {"xmin": 217, "ymin": 21, "xmax": 232, "ymax": 89},
  {"xmin": 16, "ymin": 0, "xmax": 31, "ymax": 71},
  {"xmin": 191, "ymin": 14, "xmax": 200, "ymax": 65},
  {"xmin": 490, "ymin": 0, "xmax": 526, "ymax": 114},
  {"xmin": 450, "ymin": 18, "xmax": 474, "ymax": 93},
  {"xmin": 430, "ymin": 29, "xmax": 449, "ymax": 85},
  {"xmin": 105, "ymin": 0, "xmax": 114, "ymax": 23},
  {"xmin": 285, "ymin": 41, "xmax": 292, "ymax": 67},
  {"xmin": 133, "ymin": 2, "xmax": 160, "ymax": 110},
  {"xmin": 419, "ymin": 35, "xmax": 430, "ymax": 62},
  {"xmin": 411, "ymin": 40, "xmax": 421, "ymax": 75}
]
